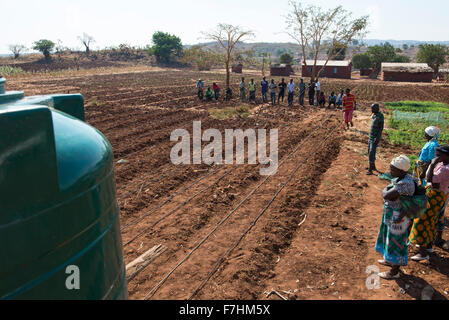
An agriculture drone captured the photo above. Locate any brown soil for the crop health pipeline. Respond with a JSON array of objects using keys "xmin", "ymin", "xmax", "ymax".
[{"xmin": 6, "ymin": 67, "xmax": 449, "ymax": 300}]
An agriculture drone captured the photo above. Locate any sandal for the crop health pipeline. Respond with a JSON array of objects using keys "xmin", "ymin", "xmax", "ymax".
[
  {"xmin": 378, "ymin": 272, "xmax": 400, "ymax": 280},
  {"xmin": 378, "ymin": 260, "xmax": 393, "ymax": 267},
  {"xmin": 411, "ymin": 253, "xmax": 430, "ymax": 261}
]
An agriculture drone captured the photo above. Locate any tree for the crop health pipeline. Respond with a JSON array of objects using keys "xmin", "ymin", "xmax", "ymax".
[
  {"xmin": 203, "ymin": 23, "xmax": 254, "ymax": 88},
  {"xmin": 417, "ymin": 44, "xmax": 448, "ymax": 76},
  {"xmin": 327, "ymin": 42, "xmax": 347, "ymax": 60},
  {"xmin": 279, "ymin": 52, "xmax": 293, "ymax": 64},
  {"xmin": 393, "ymin": 55, "xmax": 411, "ymax": 63},
  {"xmin": 366, "ymin": 42, "xmax": 396, "ymax": 75},
  {"xmin": 285, "ymin": 1, "xmax": 368, "ymax": 81},
  {"xmin": 352, "ymin": 53, "xmax": 373, "ymax": 70},
  {"xmin": 261, "ymin": 52, "xmax": 272, "ymax": 77},
  {"xmin": 403, "ymin": 44, "xmax": 409, "ymax": 51},
  {"xmin": 32, "ymin": 39, "xmax": 55, "ymax": 61},
  {"xmin": 150, "ymin": 31, "xmax": 183, "ymax": 64},
  {"xmin": 9, "ymin": 44, "xmax": 27, "ymax": 59},
  {"xmin": 78, "ymin": 33, "xmax": 95, "ymax": 55},
  {"xmin": 182, "ymin": 46, "xmax": 218, "ymax": 71}
]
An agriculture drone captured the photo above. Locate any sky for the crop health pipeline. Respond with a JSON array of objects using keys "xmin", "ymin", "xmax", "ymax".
[{"xmin": 1, "ymin": 0, "xmax": 449, "ymax": 54}]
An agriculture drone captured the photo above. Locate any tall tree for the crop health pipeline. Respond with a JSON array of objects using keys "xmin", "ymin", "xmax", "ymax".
[
  {"xmin": 285, "ymin": 1, "xmax": 368, "ymax": 81},
  {"xmin": 352, "ymin": 53, "xmax": 373, "ymax": 70},
  {"xmin": 203, "ymin": 23, "xmax": 254, "ymax": 88},
  {"xmin": 9, "ymin": 44, "xmax": 27, "ymax": 59},
  {"xmin": 78, "ymin": 33, "xmax": 95, "ymax": 55},
  {"xmin": 32, "ymin": 39, "xmax": 55, "ymax": 61},
  {"xmin": 366, "ymin": 42, "xmax": 397, "ymax": 75},
  {"xmin": 151, "ymin": 31, "xmax": 183, "ymax": 64},
  {"xmin": 417, "ymin": 44, "xmax": 448, "ymax": 77}
]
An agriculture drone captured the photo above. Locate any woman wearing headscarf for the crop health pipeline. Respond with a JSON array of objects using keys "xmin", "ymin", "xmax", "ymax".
[
  {"xmin": 414, "ymin": 126, "xmax": 440, "ymax": 186},
  {"xmin": 410, "ymin": 145, "xmax": 449, "ymax": 261},
  {"xmin": 375, "ymin": 155, "xmax": 415, "ymax": 279}
]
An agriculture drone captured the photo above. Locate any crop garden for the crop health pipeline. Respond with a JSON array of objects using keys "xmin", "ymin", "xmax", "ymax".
[{"xmin": 5, "ymin": 68, "xmax": 449, "ymax": 300}]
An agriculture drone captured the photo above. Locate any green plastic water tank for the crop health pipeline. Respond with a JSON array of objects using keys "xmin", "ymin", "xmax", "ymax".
[{"xmin": 0, "ymin": 78, "xmax": 128, "ymax": 300}]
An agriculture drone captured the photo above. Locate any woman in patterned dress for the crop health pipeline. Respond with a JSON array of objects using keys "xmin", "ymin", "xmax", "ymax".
[
  {"xmin": 375, "ymin": 155, "xmax": 415, "ymax": 279},
  {"xmin": 410, "ymin": 146, "xmax": 449, "ymax": 261}
]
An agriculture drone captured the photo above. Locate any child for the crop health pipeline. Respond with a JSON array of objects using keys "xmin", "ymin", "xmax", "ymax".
[
  {"xmin": 205, "ymin": 87, "xmax": 214, "ymax": 101},
  {"xmin": 318, "ymin": 91, "xmax": 326, "ymax": 107},
  {"xmin": 213, "ymin": 82, "xmax": 220, "ymax": 101},
  {"xmin": 336, "ymin": 90, "xmax": 344, "ymax": 109},
  {"xmin": 328, "ymin": 92, "xmax": 337, "ymax": 108}
]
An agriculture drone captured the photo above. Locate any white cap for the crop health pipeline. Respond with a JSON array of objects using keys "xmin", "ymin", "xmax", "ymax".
[{"xmin": 391, "ymin": 155, "xmax": 411, "ymax": 172}]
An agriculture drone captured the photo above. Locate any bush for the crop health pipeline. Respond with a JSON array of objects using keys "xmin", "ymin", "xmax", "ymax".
[{"xmin": 0, "ymin": 65, "xmax": 25, "ymax": 76}]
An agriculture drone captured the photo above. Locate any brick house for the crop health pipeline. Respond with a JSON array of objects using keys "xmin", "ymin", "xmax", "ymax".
[
  {"xmin": 270, "ymin": 64, "xmax": 294, "ymax": 77},
  {"xmin": 232, "ymin": 63, "xmax": 243, "ymax": 73},
  {"xmin": 301, "ymin": 60, "xmax": 352, "ymax": 79},
  {"xmin": 381, "ymin": 63, "xmax": 434, "ymax": 83}
]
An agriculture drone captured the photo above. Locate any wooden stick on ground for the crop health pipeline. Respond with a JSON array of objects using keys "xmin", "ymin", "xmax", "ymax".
[{"xmin": 126, "ymin": 244, "xmax": 167, "ymax": 282}]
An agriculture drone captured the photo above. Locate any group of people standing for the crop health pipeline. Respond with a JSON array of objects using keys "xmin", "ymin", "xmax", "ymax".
[
  {"xmin": 196, "ymin": 79, "xmax": 232, "ymax": 102},
  {"xmin": 367, "ymin": 107, "xmax": 449, "ymax": 279}
]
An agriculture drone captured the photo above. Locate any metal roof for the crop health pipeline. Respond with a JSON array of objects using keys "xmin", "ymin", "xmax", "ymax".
[
  {"xmin": 381, "ymin": 63, "xmax": 433, "ymax": 73},
  {"xmin": 303, "ymin": 60, "xmax": 351, "ymax": 67}
]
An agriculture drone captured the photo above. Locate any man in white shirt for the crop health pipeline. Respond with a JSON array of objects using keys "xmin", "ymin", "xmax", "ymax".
[
  {"xmin": 315, "ymin": 80, "xmax": 321, "ymax": 106},
  {"xmin": 287, "ymin": 79, "xmax": 295, "ymax": 106}
]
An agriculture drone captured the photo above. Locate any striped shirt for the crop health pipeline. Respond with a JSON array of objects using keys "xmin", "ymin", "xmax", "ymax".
[{"xmin": 343, "ymin": 94, "xmax": 356, "ymax": 111}]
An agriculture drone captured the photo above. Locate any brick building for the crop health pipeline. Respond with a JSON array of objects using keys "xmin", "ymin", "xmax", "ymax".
[
  {"xmin": 301, "ymin": 60, "xmax": 352, "ymax": 79},
  {"xmin": 232, "ymin": 63, "xmax": 243, "ymax": 73},
  {"xmin": 381, "ymin": 63, "xmax": 434, "ymax": 83},
  {"xmin": 270, "ymin": 64, "xmax": 293, "ymax": 77}
]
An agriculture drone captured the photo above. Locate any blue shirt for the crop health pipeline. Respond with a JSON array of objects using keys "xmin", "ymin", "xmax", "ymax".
[
  {"xmin": 419, "ymin": 139, "xmax": 439, "ymax": 163},
  {"xmin": 261, "ymin": 80, "xmax": 268, "ymax": 93}
]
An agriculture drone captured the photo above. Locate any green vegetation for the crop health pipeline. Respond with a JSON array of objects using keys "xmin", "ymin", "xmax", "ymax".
[
  {"xmin": 0, "ymin": 66, "xmax": 24, "ymax": 76},
  {"xmin": 417, "ymin": 44, "xmax": 448, "ymax": 76},
  {"xmin": 32, "ymin": 39, "xmax": 55, "ymax": 60},
  {"xmin": 366, "ymin": 42, "xmax": 411, "ymax": 75},
  {"xmin": 149, "ymin": 31, "xmax": 183, "ymax": 64},
  {"xmin": 279, "ymin": 52, "xmax": 293, "ymax": 65},
  {"xmin": 210, "ymin": 105, "xmax": 250, "ymax": 120},
  {"xmin": 86, "ymin": 97, "xmax": 103, "ymax": 107},
  {"xmin": 352, "ymin": 53, "xmax": 373, "ymax": 69},
  {"xmin": 385, "ymin": 101, "xmax": 449, "ymax": 149}
]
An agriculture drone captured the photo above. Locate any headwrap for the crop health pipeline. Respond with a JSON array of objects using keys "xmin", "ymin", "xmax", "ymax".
[
  {"xmin": 425, "ymin": 126, "xmax": 440, "ymax": 139},
  {"xmin": 391, "ymin": 155, "xmax": 411, "ymax": 172}
]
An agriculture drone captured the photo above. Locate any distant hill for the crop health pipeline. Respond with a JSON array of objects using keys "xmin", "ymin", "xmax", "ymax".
[{"xmin": 186, "ymin": 39, "xmax": 449, "ymax": 60}]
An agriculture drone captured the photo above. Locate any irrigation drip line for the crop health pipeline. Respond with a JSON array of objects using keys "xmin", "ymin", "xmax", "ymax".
[
  {"xmin": 121, "ymin": 167, "xmax": 219, "ymax": 232},
  {"xmin": 123, "ymin": 167, "xmax": 233, "ymax": 247},
  {"xmin": 187, "ymin": 121, "xmax": 341, "ymax": 300},
  {"xmin": 142, "ymin": 113, "xmax": 338, "ymax": 300},
  {"xmin": 123, "ymin": 115, "xmax": 306, "ymax": 286},
  {"xmin": 120, "ymin": 105, "xmax": 289, "ymax": 232},
  {"xmin": 123, "ymin": 120, "xmax": 291, "ymax": 246}
]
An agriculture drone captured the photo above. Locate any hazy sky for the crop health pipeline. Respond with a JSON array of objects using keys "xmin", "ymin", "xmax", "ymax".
[{"xmin": 2, "ymin": 0, "xmax": 449, "ymax": 53}]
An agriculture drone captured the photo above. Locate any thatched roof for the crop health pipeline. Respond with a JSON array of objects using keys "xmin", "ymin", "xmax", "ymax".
[
  {"xmin": 381, "ymin": 63, "xmax": 433, "ymax": 73},
  {"xmin": 303, "ymin": 60, "xmax": 351, "ymax": 67}
]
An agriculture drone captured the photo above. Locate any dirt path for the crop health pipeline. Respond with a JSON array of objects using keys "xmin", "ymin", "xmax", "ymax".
[{"xmin": 260, "ymin": 109, "xmax": 449, "ymax": 300}]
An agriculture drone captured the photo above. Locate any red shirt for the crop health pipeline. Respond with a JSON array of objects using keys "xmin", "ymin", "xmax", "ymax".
[
  {"xmin": 343, "ymin": 93, "xmax": 356, "ymax": 111},
  {"xmin": 213, "ymin": 84, "xmax": 220, "ymax": 91}
]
